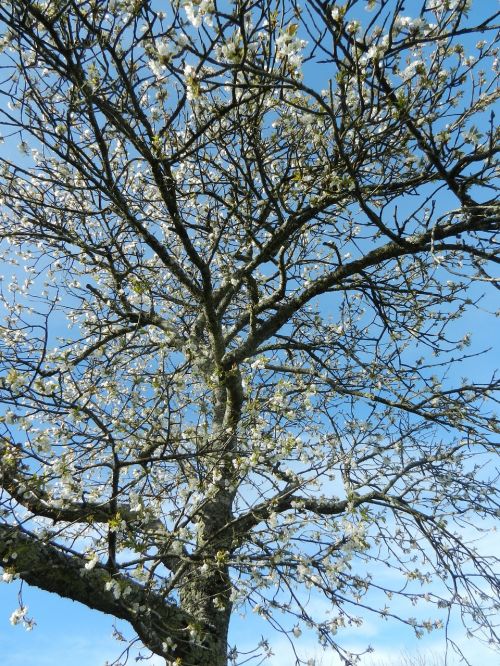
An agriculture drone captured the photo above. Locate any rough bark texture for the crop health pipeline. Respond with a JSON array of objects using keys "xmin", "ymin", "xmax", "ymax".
[
  {"xmin": 0, "ymin": 2, "xmax": 499, "ymax": 665},
  {"xmin": 0, "ymin": 523, "xmax": 223, "ymax": 664},
  {"xmin": 180, "ymin": 506, "xmax": 234, "ymax": 666}
]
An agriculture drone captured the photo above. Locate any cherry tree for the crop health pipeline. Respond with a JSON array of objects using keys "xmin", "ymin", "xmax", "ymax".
[{"xmin": 0, "ymin": 1, "xmax": 498, "ymax": 665}]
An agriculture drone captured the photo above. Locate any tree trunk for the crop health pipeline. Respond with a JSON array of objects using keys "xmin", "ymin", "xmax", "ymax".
[
  {"xmin": 177, "ymin": 371, "xmax": 241, "ymax": 666},
  {"xmin": 180, "ymin": 495, "xmax": 234, "ymax": 666}
]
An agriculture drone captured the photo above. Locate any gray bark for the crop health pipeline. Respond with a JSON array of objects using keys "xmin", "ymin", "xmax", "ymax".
[{"xmin": 0, "ymin": 523, "xmax": 226, "ymax": 665}]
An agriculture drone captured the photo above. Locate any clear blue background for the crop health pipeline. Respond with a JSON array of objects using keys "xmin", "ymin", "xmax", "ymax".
[{"xmin": 1, "ymin": 0, "xmax": 499, "ymax": 663}]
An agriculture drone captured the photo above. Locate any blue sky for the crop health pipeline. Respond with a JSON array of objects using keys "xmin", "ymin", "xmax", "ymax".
[
  {"xmin": 0, "ymin": 588, "xmax": 498, "ymax": 666},
  {"xmin": 1, "ymin": 547, "xmax": 499, "ymax": 666},
  {"xmin": 1, "ymin": 1, "xmax": 499, "ymax": 665}
]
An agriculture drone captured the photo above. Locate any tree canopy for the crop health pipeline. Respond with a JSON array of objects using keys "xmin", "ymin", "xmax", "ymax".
[{"xmin": 0, "ymin": 1, "xmax": 498, "ymax": 665}]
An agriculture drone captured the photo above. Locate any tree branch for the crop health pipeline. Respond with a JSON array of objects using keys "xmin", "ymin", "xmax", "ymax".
[{"xmin": 0, "ymin": 522, "xmax": 213, "ymax": 664}]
